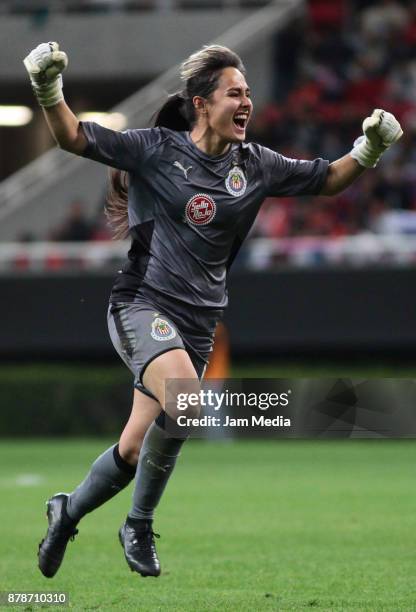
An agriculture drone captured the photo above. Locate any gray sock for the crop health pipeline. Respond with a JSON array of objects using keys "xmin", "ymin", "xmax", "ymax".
[
  {"xmin": 129, "ymin": 421, "xmax": 185, "ymax": 521},
  {"xmin": 66, "ymin": 444, "xmax": 136, "ymax": 522}
]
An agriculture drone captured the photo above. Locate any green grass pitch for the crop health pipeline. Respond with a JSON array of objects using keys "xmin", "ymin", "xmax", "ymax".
[{"xmin": 0, "ymin": 438, "xmax": 415, "ymax": 610}]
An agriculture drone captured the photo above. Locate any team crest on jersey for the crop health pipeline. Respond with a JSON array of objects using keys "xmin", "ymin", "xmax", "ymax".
[
  {"xmin": 151, "ymin": 317, "xmax": 176, "ymax": 342},
  {"xmin": 185, "ymin": 193, "xmax": 216, "ymax": 226},
  {"xmin": 225, "ymin": 166, "xmax": 247, "ymax": 197}
]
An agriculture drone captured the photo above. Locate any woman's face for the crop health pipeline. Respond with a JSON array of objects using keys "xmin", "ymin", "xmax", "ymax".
[{"xmin": 198, "ymin": 67, "xmax": 253, "ymax": 144}]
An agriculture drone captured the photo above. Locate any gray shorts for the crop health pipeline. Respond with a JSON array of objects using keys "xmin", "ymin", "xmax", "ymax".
[{"xmin": 107, "ymin": 302, "xmax": 209, "ymax": 400}]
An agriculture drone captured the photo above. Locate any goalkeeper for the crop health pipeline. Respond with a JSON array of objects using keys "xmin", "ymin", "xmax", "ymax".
[{"xmin": 23, "ymin": 42, "xmax": 403, "ymax": 580}]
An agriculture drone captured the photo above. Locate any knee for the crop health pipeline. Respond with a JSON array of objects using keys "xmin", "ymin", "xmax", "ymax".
[
  {"xmin": 178, "ymin": 400, "xmax": 201, "ymax": 421},
  {"xmin": 170, "ymin": 381, "xmax": 201, "ymax": 421},
  {"xmin": 118, "ymin": 439, "xmax": 142, "ymax": 466}
]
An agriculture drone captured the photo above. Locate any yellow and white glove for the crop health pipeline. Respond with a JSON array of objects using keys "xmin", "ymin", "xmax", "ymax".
[
  {"xmin": 350, "ymin": 109, "xmax": 403, "ymax": 168},
  {"xmin": 23, "ymin": 42, "xmax": 68, "ymax": 107}
]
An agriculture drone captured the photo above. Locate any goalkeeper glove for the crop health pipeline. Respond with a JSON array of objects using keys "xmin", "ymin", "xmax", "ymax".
[
  {"xmin": 23, "ymin": 42, "xmax": 68, "ymax": 108},
  {"xmin": 350, "ymin": 108, "xmax": 403, "ymax": 168}
]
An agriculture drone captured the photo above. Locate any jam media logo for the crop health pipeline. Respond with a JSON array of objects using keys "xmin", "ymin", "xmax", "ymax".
[
  {"xmin": 185, "ymin": 193, "xmax": 216, "ymax": 226},
  {"xmin": 225, "ymin": 166, "xmax": 247, "ymax": 197},
  {"xmin": 151, "ymin": 317, "xmax": 176, "ymax": 342}
]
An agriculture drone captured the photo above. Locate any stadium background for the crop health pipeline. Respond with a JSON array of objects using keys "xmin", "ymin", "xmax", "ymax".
[{"xmin": 1, "ymin": 1, "xmax": 416, "ymax": 610}]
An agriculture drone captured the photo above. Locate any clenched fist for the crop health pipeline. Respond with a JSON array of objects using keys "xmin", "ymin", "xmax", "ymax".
[
  {"xmin": 23, "ymin": 42, "xmax": 68, "ymax": 107},
  {"xmin": 351, "ymin": 108, "xmax": 403, "ymax": 168}
]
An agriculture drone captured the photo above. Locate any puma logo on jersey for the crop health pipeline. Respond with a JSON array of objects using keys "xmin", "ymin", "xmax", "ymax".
[{"xmin": 173, "ymin": 160, "xmax": 192, "ymax": 179}]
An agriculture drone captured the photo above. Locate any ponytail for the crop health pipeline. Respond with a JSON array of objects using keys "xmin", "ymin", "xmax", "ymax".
[
  {"xmin": 153, "ymin": 92, "xmax": 190, "ymax": 131},
  {"xmin": 105, "ymin": 168, "xmax": 129, "ymax": 240},
  {"xmin": 106, "ymin": 92, "xmax": 190, "ymax": 240}
]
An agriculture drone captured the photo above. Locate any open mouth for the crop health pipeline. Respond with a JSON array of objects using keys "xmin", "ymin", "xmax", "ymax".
[{"xmin": 233, "ymin": 112, "xmax": 249, "ymax": 131}]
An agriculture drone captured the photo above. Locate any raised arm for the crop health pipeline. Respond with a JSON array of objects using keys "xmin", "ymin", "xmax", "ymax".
[
  {"xmin": 320, "ymin": 154, "xmax": 364, "ymax": 196},
  {"xmin": 42, "ymin": 101, "xmax": 87, "ymax": 155},
  {"xmin": 320, "ymin": 109, "xmax": 403, "ymax": 196},
  {"xmin": 23, "ymin": 42, "xmax": 87, "ymax": 154}
]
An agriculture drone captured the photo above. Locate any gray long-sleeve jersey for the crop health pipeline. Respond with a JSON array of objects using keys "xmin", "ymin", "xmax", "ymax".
[{"xmin": 81, "ymin": 123, "xmax": 329, "ymax": 312}]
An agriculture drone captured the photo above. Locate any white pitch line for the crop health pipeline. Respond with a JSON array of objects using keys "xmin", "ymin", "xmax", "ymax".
[{"xmin": 15, "ymin": 473, "xmax": 45, "ymax": 486}]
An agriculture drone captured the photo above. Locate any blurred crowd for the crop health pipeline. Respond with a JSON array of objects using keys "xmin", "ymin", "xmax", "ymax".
[
  {"xmin": 1, "ymin": 0, "xmax": 268, "ymax": 14},
  {"xmin": 49, "ymin": 199, "xmax": 112, "ymax": 242},
  {"xmin": 21, "ymin": 0, "xmax": 416, "ymax": 248},
  {"xmin": 250, "ymin": 0, "xmax": 416, "ymax": 240}
]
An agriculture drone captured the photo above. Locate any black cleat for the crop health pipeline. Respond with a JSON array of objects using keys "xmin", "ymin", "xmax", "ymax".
[
  {"xmin": 119, "ymin": 518, "xmax": 161, "ymax": 577},
  {"xmin": 38, "ymin": 493, "xmax": 79, "ymax": 578}
]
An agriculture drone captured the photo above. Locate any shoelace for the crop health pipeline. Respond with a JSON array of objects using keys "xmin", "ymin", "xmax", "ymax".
[
  {"xmin": 38, "ymin": 527, "xmax": 78, "ymax": 552},
  {"xmin": 69, "ymin": 528, "xmax": 79, "ymax": 542},
  {"xmin": 54, "ymin": 526, "xmax": 78, "ymax": 543},
  {"xmin": 131, "ymin": 530, "xmax": 160, "ymax": 552}
]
